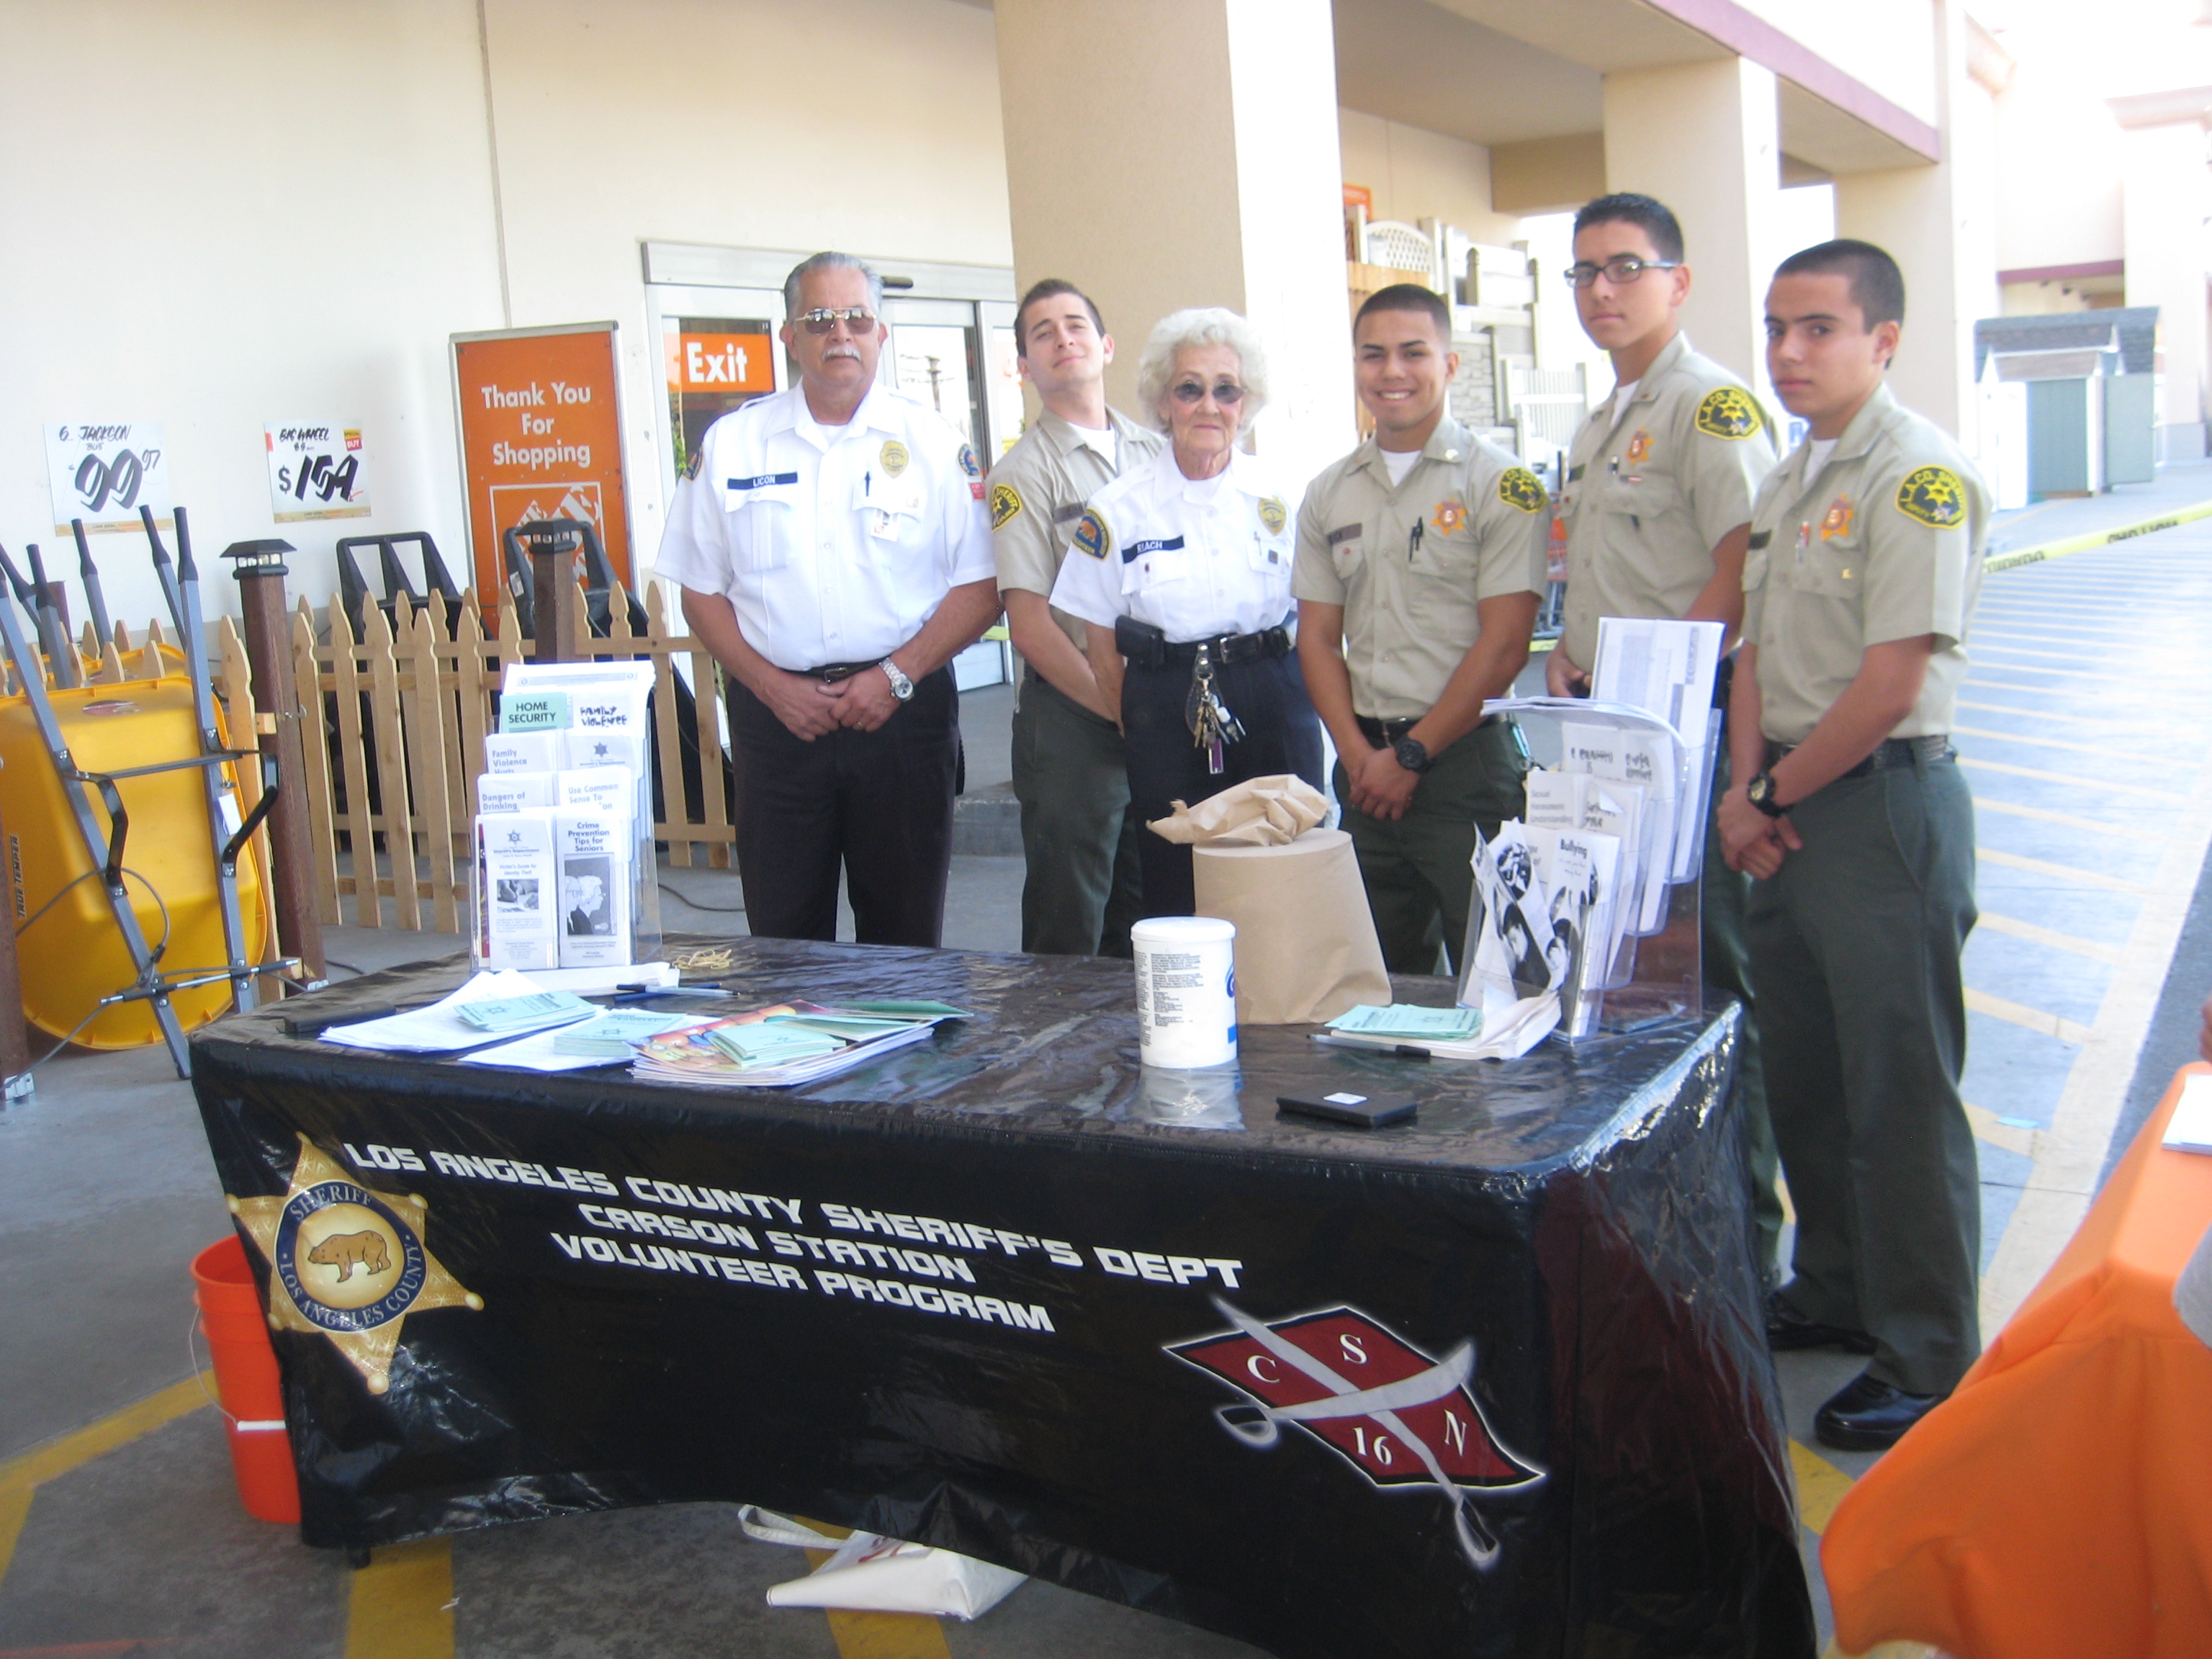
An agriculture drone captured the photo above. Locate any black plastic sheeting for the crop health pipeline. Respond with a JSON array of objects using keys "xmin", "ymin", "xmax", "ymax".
[{"xmin": 191, "ymin": 935, "xmax": 1812, "ymax": 1658}]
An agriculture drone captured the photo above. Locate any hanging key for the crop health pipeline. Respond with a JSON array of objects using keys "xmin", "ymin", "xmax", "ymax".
[{"xmin": 1184, "ymin": 644, "xmax": 1245, "ymax": 775}]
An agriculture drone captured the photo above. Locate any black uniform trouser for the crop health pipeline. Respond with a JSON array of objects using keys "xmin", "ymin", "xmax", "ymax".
[
  {"xmin": 727, "ymin": 667, "xmax": 958, "ymax": 948},
  {"xmin": 1700, "ymin": 745, "xmax": 1779, "ymax": 1285},
  {"xmin": 1748, "ymin": 752, "xmax": 1980, "ymax": 1395},
  {"xmin": 1120, "ymin": 652, "xmax": 1325, "ymax": 919},
  {"xmin": 1012, "ymin": 673, "xmax": 1143, "ymax": 958}
]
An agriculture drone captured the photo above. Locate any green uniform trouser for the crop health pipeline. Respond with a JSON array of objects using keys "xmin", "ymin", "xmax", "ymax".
[
  {"xmin": 1701, "ymin": 745, "xmax": 1780, "ymax": 1287},
  {"xmin": 1012, "ymin": 673, "xmax": 1143, "ymax": 958},
  {"xmin": 1748, "ymin": 751, "xmax": 1981, "ymax": 1395},
  {"xmin": 1336, "ymin": 719, "xmax": 1529, "ymax": 976}
]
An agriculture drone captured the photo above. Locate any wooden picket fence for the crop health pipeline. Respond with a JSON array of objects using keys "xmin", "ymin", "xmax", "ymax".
[{"xmin": 288, "ymin": 578, "xmax": 733, "ymax": 932}]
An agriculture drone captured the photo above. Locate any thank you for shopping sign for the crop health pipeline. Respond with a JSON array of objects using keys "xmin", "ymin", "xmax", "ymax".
[
  {"xmin": 266, "ymin": 422, "xmax": 372, "ymax": 523},
  {"xmin": 47, "ymin": 421, "xmax": 172, "ymax": 535}
]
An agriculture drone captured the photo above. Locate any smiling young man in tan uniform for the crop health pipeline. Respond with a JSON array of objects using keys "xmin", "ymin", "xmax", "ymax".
[
  {"xmin": 1551, "ymin": 193, "xmax": 1783, "ymax": 1284},
  {"xmin": 1296, "ymin": 283, "xmax": 1546, "ymax": 974},
  {"xmin": 989, "ymin": 280, "xmax": 1162, "ymax": 956}
]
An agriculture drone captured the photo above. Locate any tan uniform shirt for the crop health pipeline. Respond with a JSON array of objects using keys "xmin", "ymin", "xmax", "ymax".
[
  {"xmin": 1291, "ymin": 419, "xmax": 1548, "ymax": 722},
  {"xmin": 987, "ymin": 406, "xmax": 1162, "ymax": 654},
  {"xmin": 1743, "ymin": 380, "xmax": 1987, "ymax": 746},
  {"xmin": 1558, "ymin": 331, "xmax": 1778, "ymax": 667}
]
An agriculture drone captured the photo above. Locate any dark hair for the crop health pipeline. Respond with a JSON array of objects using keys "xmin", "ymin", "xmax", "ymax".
[
  {"xmin": 1015, "ymin": 279, "xmax": 1105, "ymax": 357},
  {"xmin": 1572, "ymin": 193, "xmax": 1684, "ymax": 265},
  {"xmin": 1773, "ymin": 238, "xmax": 1905, "ymax": 328},
  {"xmin": 1354, "ymin": 284, "xmax": 1452, "ymax": 342}
]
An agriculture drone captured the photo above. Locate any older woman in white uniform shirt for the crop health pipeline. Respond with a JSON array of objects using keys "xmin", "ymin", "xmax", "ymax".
[{"xmin": 1049, "ymin": 307, "xmax": 1324, "ymax": 917}]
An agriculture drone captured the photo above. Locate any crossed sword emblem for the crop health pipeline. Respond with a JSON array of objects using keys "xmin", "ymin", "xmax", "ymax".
[{"xmin": 1206, "ymin": 1296, "xmax": 1533, "ymax": 1568}]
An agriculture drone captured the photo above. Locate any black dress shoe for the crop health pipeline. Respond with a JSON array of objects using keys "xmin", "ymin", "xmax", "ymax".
[
  {"xmin": 1814, "ymin": 1372, "xmax": 1948, "ymax": 1452},
  {"xmin": 1766, "ymin": 1294, "xmax": 1878, "ymax": 1354}
]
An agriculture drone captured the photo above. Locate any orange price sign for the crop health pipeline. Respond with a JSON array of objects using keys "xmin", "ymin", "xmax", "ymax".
[{"xmin": 451, "ymin": 323, "xmax": 633, "ymax": 603}]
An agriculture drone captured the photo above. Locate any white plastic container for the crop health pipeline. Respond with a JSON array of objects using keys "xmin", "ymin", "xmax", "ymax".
[{"xmin": 1131, "ymin": 916, "xmax": 1238, "ymax": 1069}]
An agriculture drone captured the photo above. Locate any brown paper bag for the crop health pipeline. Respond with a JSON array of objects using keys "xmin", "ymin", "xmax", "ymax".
[
  {"xmin": 1193, "ymin": 828, "xmax": 1392, "ymax": 1025},
  {"xmin": 1146, "ymin": 775, "xmax": 1328, "ymax": 846}
]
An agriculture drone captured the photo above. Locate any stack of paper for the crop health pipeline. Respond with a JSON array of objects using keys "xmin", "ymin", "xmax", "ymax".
[
  {"xmin": 1590, "ymin": 617, "xmax": 1723, "ymax": 885},
  {"xmin": 1316, "ymin": 997, "xmax": 1554, "ymax": 1061},
  {"xmin": 633, "ymin": 1001, "xmax": 971, "ymax": 1089},
  {"xmin": 460, "ymin": 1010, "xmax": 707, "ymax": 1073},
  {"xmin": 455, "ymin": 989, "xmax": 596, "ymax": 1032},
  {"xmin": 1324, "ymin": 1004, "xmax": 1483, "ymax": 1043},
  {"xmin": 320, "ymin": 971, "xmax": 599, "ymax": 1053}
]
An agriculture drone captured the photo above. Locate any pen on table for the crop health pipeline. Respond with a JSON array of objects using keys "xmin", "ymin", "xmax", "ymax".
[
  {"xmin": 1312, "ymin": 1033, "xmax": 1432, "ymax": 1060},
  {"xmin": 604, "ymin": 983, "xmax": 726, "ymax": 1004}
]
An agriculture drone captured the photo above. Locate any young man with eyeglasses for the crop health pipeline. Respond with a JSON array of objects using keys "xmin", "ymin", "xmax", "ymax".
[
  {"xmin": 988, "ymin": 280, "xmax": 1161, "ymax": 957},
  {"xmin": 1551, "ymin": 193, "xmax": 1785, "ymax": 1287},
  {"xmin": 1718, "ymin": 240, "xmax": 1987, "ymax": 1451},
  {"xmin": 1293, "ymin": 284, "xmax": 1546, "ymax": 973},
  {"xmin": 655, "ymin": 251, "xmax": 999, "ymax": 948}
]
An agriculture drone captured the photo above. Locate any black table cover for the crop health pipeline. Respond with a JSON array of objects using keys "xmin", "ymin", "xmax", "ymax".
[{"xmin": 190, "ymin": 936, "xmax": 1812, "ymax": 1658}]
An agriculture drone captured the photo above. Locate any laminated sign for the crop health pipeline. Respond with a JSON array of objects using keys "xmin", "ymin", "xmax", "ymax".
[
  {"xmin": 452, "ymin": 323, "xmax": 631, "ymax": 601},
  {"xmin": 46, "ymin": 421, "xmax": 171, "ymax": 535},
  {"xmin": 266, "ymin": 422, "xmax": 371, "ymax": 523}
]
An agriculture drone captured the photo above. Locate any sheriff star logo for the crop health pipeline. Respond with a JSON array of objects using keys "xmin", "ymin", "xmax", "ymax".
[
  {"xmin": 1895, "ymin": 465, "xmax": 1966, "ymax": 529},
  {"xmin": 1624, "ymin": 428, "xmax": 1652, "ymax": 465},
  {"xmin": 1431, "ymin": 498, "xmax": 1467, "ymax": 535},
  {"xmin": 989, "ymin": 481, "xmax": 1024, "ymax": 531},
  {"xmin": 1695, "ymin": 387, "xmax": 1763, "ymax": 439},
  {"xmin": 1820, "ymin": 498, "xmax": 1855, "ymax": 541},
  {"xmin": 1496, "ymin": 468, "xmax": 1545, "ymax": 514},
  {"xmin": 1170, "ymin": 1298, "xmax": 1544, "ymax": 1569},
  {"xmin": 229, "ymin": 1137, "xmax": 480, "ymax": 1395}
]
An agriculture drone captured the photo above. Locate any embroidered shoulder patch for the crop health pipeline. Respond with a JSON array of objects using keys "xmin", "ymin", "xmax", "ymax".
[
  {"xmin": 1695, "ymin": 387, "xmax": 1763, "ymax": 440},
  {"xmin": 1894, "ymin": 465, "xmax": 1966, "ymax": 529},
  {"xmin": 1073, "ymin": 507, "xmax": 1111, "ymax": 561},
  {"xmin": 958, "ymin": 443, "xmax": 981, "ymax": 479},
  {"xmin": 989, "ymin": 482, "xmax": 1024, "ymax": 531},
  {"xmin": 1496, "ymin": 467, "xmax": 1545, "ymax": 513}
]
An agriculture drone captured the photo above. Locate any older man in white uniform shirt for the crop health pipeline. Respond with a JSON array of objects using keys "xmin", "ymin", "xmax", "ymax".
[{"xmin": 655, "ymin": 251, "xmax": 999, "ymax": 946}]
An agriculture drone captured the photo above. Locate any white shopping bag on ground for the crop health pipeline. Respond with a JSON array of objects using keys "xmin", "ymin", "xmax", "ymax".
[{"xmin": 741, "ymin": 1506, "xmax": 1026, "ymax": 1621}]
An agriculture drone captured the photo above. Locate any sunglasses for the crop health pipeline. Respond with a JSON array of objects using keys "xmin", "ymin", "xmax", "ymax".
[
  {"xmin": 1563, "ymin": 256, "xmax": 1680, "ymax": 289},
  {"xmin": 796, "ymin": 307, "xmax": 878, "ymax": 334},
  {"xmin": 1169, "ymin": 379, "xmax": 1246, "ymax": 405}
]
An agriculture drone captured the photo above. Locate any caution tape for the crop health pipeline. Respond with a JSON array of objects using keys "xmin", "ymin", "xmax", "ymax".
[{"xmin": 1984, "ymin": 497, "xmax": 2212, "ymax": 575}]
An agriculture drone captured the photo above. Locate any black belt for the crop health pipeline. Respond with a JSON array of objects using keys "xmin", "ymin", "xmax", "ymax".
[
  {"xmin": 1766, "ymin": 734, "xmax": 1951, "ymax": 779},
  {"xmin": 1355, "ymin": 713, "xmax": 1499, "ymax": 746},
  {"xmin": 804, "ymin": 659, "xmax": 884, "ymax": 683},
  {"xmin": 1154, "ymin": 626, "xmax": 1291, "ymax": 670}
]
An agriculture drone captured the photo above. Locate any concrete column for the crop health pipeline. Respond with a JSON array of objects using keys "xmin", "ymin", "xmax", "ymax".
[
  {"xmin": 1833, "ymin": 1, "xmax": 1995, "ymax": 451},
  {"xmin": 992, "ymin": 0, "xmax": 1354, "ymax": 487},
  {"xmin": 1602, "ymin": 57, "xmax": 1783, "ymax": 394},
  {"xmin": 2117, "ymin": 117, "xmax": 2212, "ymax": 458}
]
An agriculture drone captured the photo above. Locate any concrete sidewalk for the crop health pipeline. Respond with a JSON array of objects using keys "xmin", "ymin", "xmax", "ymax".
[{"xmin": 1986, "ymin": 457, "xmax": 2212, "ymax": 555}]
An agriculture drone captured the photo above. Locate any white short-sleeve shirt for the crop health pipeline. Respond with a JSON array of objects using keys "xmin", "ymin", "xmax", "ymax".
[
  {"xmin": 653, "ymin": 384, "xmax": 995, "ymax": 672},
  {"xmin": 1046, "ymin": 447, "xmax": 1296, "ymax": 644}
]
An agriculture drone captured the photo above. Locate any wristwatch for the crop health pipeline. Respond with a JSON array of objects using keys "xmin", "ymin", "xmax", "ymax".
[
  {"xmin": 1392, "ymin": 735, "xmax": 1432, "ymax": 775},
  {"xmin": 1745, "ymin": 770, "xmax": 1788, "ymax": 818},
  {"xmin": 879, "ymin": 660, "xmax": 914, "ymax": 703}
]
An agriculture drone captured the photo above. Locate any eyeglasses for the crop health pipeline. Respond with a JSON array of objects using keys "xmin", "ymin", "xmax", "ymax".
[
  {"xmin": 796, "ymin": 307, "xmax": 878, "ymax": 334},
  {"xmin": 1563, "ymin": 256, "xmax": 1681, "ymax": 289},
  {"xmin": 1169, "ymin": 380, "xmax": 1246, "ymax": 405}
]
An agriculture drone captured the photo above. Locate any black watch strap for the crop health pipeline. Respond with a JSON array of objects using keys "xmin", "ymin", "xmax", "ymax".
[
  {"xmin": 1393, "ymin": 735, "xmax": 1432, "ymax": 775},
  {"xmin": 1747, "ymin": 770, "xmax": 1789, "ymax": 818}
]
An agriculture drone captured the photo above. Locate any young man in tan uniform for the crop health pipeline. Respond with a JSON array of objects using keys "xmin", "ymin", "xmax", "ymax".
[
  {"xmin": 1296, "ymin": 284, "xmax": 1546, "ymax": 973},
  {"xmin": 989, "ymin": 280, "xmax": 1162, "ymax": 956},
  {"xmin": 1550, "ymin": 194, "xmax": 1783, "ymax": 1284},
  {"xmin": 1719, "ymin": 239, "xmax": 1987, "ymax": 1452}
]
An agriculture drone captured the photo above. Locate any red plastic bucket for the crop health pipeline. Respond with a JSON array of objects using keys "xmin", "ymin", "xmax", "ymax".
[{"xmin": 191, "ymin": 1233, "xmax": 301, "ymax": 1524}]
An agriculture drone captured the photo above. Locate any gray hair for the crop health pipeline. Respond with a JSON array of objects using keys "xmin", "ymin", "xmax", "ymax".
[
  {"xmin": 783, "ymin": 251, "xmax": 884, "ymax": 318},
  {"xmin": 1134, "ymin": 307, "xmax": 1269, "ymax": 433}
]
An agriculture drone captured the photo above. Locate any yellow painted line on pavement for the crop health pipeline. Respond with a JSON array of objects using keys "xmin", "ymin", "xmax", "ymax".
[
  {"xmin": 1965, "ymin": 1102, "xmax": 2038, "ymax": 1158},
  {"xmin": 1975, "ymin": 845, "xmax": 2152, "ymax": 895},
  {"xmin": 1960, "ymin": 756, "xmax": 2188, "ymax": 803},
  {"xmin": 1964, "ymin": 988, "xmax": 2093, "ymax": 1046},
  {"xmin": 1974, "ymin": 797, "xmax": 2166, "ymax": 844},
  {"xmin": 0, "ymin": 1373, "xmax": 215, "ymax": 1586},
  {"xmin": 1956, "ymin": 698, "xmax": 2206, "ymax": 739},
  {"xmin": 346, "ymin": 1537, "xmax": 454, "ymax": 1659},
  {"xmin": 1953, "ymin": 724, "xmax": 2165, "ymax": 765},
  {"xmin": 1790, "ymin": 1439, "xmax": 1856, "ymax": 1534},
  {"xmin": 1975, "ymin": 911, "xmax": 2123, "ymax": 964}
]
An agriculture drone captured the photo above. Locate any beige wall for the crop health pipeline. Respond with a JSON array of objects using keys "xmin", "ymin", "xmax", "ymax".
[
  {"xmin": 997, "ymin": 0, "xmax": 1354, "ymax": 487},
  {"xmin": 1338, "ymin": 109, "xmax": 1521, "ymax": 244},
  {"xmin": 1991, "ymin": 57, "xmax": 2125, "ymax": 274},
  {"xmin": 0, "ymin": 0, "xmax": 1014, "ymax": 624},
  {"xmin": 1733, "ymin": 0, "xmax": 1939, "ymax": 128},
  {"xmin": 2121, "ymin": 117, "xmax": 2212, "ymax": 439},
  {"xmin": 2000, "ymin": 282, "xmax": 2100, "ymax": 316}
]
